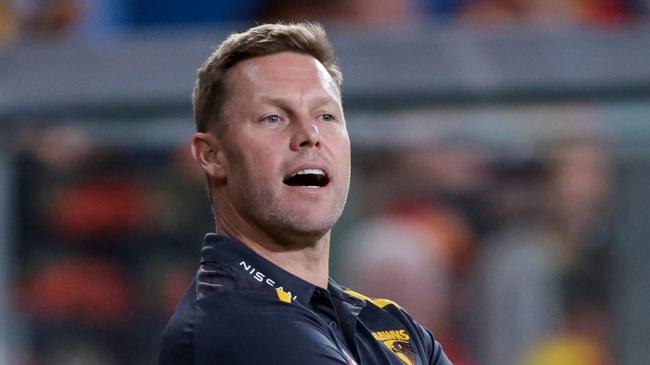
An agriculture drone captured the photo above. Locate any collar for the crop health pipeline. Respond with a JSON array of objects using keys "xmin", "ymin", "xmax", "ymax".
[
  {"xmin": 327, "ymin": 278, "xmax": 367, "ymax": 308},
  {"xmin": 201, "ymin": 233, "xmax": 316, "ymax": 306},
  {"xmin": 201, "ymin": 234, "xmax": 366, "ymax": 309}
]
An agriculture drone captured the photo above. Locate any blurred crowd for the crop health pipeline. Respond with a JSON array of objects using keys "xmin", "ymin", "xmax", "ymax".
[
  {"xmin": 0, "ymin": 0, "xmax": 648, "ymax": 45},
  {"xmin": 9, "ymin": 118, "xmax": 616, "ymax": 365},
  {"xmin": 13, "ymin": 125, "xmax": 213, "ymax": 365},
  {"xmin": 340, "ymin": 133, "xmax": 614, "ymax": 365}
]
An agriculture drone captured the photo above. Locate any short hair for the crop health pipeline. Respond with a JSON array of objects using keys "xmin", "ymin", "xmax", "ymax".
[{"xmin": 192, "ymin": 22, "xmax": 343, "ymax": 133}]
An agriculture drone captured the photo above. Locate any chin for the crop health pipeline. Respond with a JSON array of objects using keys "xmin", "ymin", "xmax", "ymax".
[
  {"xmin": 268, "ymin": 210, "xmax": 337, "ymax": 241},
  {"xmin": 287, "ymin": 216, "xmax": 335, "ymax": 236},
  {"xmin": 258, "ymin": 196, "xmax": 346, "ymax": 241}
]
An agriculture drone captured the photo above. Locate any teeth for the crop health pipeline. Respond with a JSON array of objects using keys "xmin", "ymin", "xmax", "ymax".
[{"xmin": 291, "ymin": 169, "xmax": 325, "ymax": 177}]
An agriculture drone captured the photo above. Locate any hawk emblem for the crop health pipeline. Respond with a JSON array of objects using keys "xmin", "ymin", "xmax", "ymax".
[{"xmin": 383, "ymin": 340, "xmax": 416, "ymax": 365}]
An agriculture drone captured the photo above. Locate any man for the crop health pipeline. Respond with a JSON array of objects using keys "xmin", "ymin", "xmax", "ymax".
[{"xmin": 159, "ymin": 22, "xmax": 452, "ymax": 365}]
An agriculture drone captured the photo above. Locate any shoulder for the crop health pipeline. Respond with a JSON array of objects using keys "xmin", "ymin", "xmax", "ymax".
[
  {"xmin": 343, "ymin": 288, "xmax": 404, "ymax": 311},
  {"xmin": 343, "ymin": 287, "xmax": 419, "ymax": 324},
  {"xmin": 189, "ymin": 267, "xmax": 342, "ymax": 363},
  {"xmin": 160, "ymin": 266, "xmax": 313, "ymax": 364},
  {"xmin": 192, "ymin": 287, "xmax": 350, "ymax": 364},
  {"xmin": 159, "ymin": 279, "xmax": 197, "ymax": 365},
  {"xmin": 158, "ymin": 261, "xmax": 269, "ymax": 365},
  {"xmin": 342, "ymin": 288, "xmax": 454, "ymax": 365}
]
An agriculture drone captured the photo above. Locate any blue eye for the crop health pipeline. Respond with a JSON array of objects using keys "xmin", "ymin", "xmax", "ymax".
[
  {"xmin": 263, "ymin": 115, "xmax": 281, "ymax": 123},
  {"xmin": 321, "ymin": 113, "xmax": 336, "ymax": 122}
]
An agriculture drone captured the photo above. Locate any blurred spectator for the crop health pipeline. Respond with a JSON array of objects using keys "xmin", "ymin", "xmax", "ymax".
[
  {"xmin": 340, "ymin": 141, "xmax": 499, "ymax": 365},
  {"xmin": 518, "ymin": 335, "xmax": 607, "ymax": 365},
  {"xmin": 472, "ymin": 134, "xmax": 615, "ymax": 365},
  {"xmin": 397, "ymin": 141, "xmax": 496, "ymax": 237},
  {"xmin": 517, "ymin": 259, "xmax": 612, "ymax": 365},
  {"xmin": 341, "ymin": 200, "xmax": 477, "ymax": 365},
  {"xmin": 264, "ymin": 0, "xmax": 426, "ymax": 27},
  {"xmin": 12, "ymin": 127, "xmax": 214, "ymax": 364},
  {"xmin": 513, "ymin": 136, "xmax": 616, "ymax": 365},
  {"xmin": 473, "ymin": 218, "xmax": 564, "ymax": 365},
  {"xmin": 459, "ymin": 0, "xmax": 635, "ymax": 27},
  {"xmin": 20, "ymin": 256, "xmax": 133, "ymax": 325},
  {"xmin": 355, "ymin": 141, "xmax": 495, "ymax": 236},
  {"xmin": 546, "ymin": 136, "xmax": 613, "ymax": 254},
  {"xmin": 144, "ymin": 142, "xmax": 213, "ymax": 238},
  {"xmin": 0, "ymin": 0, "xmax": 19, "ymax": 45},
  {"xmin": 50, "ymin": 178, "xmax": 149, "ymax": 241},
  {"xmin": 23, "ymin": 0, "xmax": 85, "ymax": 38},
  {"xmin": 471, "ymin": 157, "xmax": 563, "ymax": 365},
  {"xmin": 19, "ymin": 126, "xmax": 93, "ymax": 174}
]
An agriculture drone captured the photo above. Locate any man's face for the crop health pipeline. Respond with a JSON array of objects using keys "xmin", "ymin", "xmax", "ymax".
[{"xmin": 216, "ymin": 51, "xmax": 351, "ymax": 243}]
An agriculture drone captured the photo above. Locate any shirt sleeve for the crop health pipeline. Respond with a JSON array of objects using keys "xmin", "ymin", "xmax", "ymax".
[
  {"xmin": 193, "ymin": 291, "xmax": 352, "ymax": 365},
  {"xmin": 418, "ymin": 324, "xmax": 453, "ymax": 365},
  {"xmin": 159, "ymin": 280, "xmax": 197, "ymax": 365}
]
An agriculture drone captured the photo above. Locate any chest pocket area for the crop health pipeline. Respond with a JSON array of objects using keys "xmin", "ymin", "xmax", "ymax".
[
  {"xmin": 372, "ymin": 329, "xmax": 419, "ymax": 365},
  {"xmin": 382, "ymin": 339, "xmax": 417, "ymax": 365}
]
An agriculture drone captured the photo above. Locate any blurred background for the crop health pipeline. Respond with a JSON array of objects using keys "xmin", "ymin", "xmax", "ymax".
[{"xmin": 1, "ymin": 0, "xmax": 650, "ymax": 364}]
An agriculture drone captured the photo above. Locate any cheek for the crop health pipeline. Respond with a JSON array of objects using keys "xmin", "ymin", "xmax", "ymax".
[
  {"xmin": 247, "ymin": 145, "xmax": 281, "ymax": 179},
  {"xmin": 337, "ymin": 133, "xmax": 352, "ymax": 172},
  {"xmin": 326, "ymin": 126, "xmax": 351, "ymax": 156}
]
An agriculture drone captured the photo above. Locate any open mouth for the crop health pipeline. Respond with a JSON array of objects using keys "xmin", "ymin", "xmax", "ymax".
[{"xmin": 283, "ymin": 169, "xmax": 330, "ymax": 188}]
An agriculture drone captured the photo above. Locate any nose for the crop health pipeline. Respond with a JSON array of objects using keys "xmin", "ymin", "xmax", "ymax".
[{"xmin": 289, "ymin": 118, "xmax": 321, "ymax": 151}]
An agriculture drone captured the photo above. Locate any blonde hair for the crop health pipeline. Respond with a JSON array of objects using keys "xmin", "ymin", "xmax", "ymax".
[{"xmin": 192, "ymin": 22, "xmax": 343, "ymax": 133}]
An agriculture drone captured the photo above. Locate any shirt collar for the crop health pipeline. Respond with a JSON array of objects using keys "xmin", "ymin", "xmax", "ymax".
[
  {"xmin": 201, "ymin": 233, "xmax": 316, "ymax": 306},
  {"xmin": 328, "ymin": 279, "xmax": 367, "ymax": 308},
  {"xmin": 201, "ymin": 233, "xmax": 366, "ymax": 309}
]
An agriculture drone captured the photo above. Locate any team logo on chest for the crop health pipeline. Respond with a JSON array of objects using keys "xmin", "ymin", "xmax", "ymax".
[{"xmin": 372, "ymin": 330, "xmax": 416, "ymax": 365}]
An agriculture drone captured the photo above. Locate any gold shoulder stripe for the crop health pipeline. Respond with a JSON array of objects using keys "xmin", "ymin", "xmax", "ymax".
[
  {"xmin": 344, "ymin": 289, "xmax": 401, "ymax": 309},
  {"xmin": 276, "ymin": 288, "xmax": 292, "ymax": 304},
  {"xmin": 344, "ymin": 289, "xmax": 372, "ymax": 301},
  {"xmin": 370, "ymin": 298, "xmax": 401, "ymax": 309}
]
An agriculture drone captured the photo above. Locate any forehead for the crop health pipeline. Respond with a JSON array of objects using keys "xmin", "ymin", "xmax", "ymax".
[{"xmin": 227, "ymin": 52, "xmax": 340, "ymax": 100}]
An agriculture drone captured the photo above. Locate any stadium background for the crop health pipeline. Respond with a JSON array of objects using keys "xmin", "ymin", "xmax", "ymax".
[{"xmin": 1, "ymin": 0, "xmax": 650, "ymax": 364}]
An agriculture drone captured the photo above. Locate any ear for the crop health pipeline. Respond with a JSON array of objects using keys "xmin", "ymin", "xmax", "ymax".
[{"xmin": 191, "ymin": 132, "xmax": 227, "ymax": 181}]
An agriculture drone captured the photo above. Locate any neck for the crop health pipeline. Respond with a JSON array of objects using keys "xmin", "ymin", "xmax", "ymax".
[{"xmin": 215, "ymin": 206, "xmax": 331, "ymax": 288}]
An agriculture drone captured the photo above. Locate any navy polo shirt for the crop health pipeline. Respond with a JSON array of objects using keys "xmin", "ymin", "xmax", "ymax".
[{"xmin": 159, "ymin": 234, "xmax": 452, "ymax": 365}]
